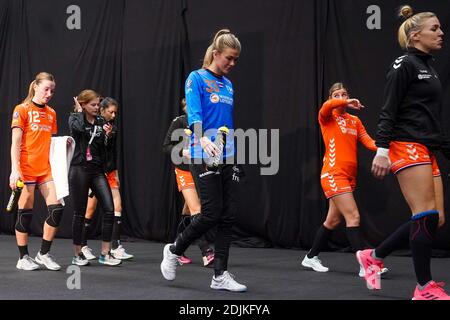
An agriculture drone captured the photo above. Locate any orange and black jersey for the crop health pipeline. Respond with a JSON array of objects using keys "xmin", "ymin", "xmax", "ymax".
[
  {"xmin": 319, "ymin": 98, "xmax": 376, "ymax": 177},
  {"xmin": 376, "ymin": 47, "xmax": 449, "ymax": 158}
]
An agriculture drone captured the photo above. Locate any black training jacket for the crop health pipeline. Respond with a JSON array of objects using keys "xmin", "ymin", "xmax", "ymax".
[
  {"xmin": 69, "ymin": 112, "xmax": 109, "ymax": 172},
  {"xmin": 376, "ymin": 47, "xmax": 450, "ymax": 158},
  {"xmin": 162, "ymin": 114, "xmax": 191, "ymax": 171}
]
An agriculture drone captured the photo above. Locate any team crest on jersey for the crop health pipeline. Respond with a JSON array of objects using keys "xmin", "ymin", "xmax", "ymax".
[
  {"xmin": 186, "ymin": 79, "xmax": 192, "ymax": 88},
  {"xmin": 13, "ymin": 111, "xmax": 19, "ymax": 119},
  {"xmin": 210, "ymin": 93, "xmax": 220, "ymax": 104},
  {"xmin": 226, "ymin": 85, "xmax": 233, "ymax": 94}
]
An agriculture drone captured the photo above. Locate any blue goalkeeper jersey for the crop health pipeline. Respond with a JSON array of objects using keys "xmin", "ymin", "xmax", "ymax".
[{"xmin": 185, "ymin": 68, "xmax": 235, "ymax": 159}]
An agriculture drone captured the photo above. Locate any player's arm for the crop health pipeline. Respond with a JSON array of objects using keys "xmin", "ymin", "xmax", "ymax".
[{"xmin": 10, "ymin": 128, "xmax": 23, "ymax": 189}]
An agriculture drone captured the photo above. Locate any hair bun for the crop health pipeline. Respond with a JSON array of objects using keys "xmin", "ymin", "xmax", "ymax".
[{"xmin": 399, "ymin": 5, "xmax": 414, "ymax": 19}]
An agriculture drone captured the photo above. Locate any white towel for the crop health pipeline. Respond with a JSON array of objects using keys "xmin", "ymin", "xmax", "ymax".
[{"xmin": 50, "ymin": 136, "xmax": 76, "ymax": 206}]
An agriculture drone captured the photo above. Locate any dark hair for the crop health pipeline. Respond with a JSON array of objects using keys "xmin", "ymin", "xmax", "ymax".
[{"xmin": 99, "ymin": 97, "xmax": 119, "ymax": 110}]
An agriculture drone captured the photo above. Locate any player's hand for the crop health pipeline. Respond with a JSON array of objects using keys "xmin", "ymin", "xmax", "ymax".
[
  {"xmin": 200, "ymin": 137, "xmax": 219, "ymax": 157},
  {"xmin": 9, "ymin": 170, "xmax": 21, "ymax": 190},
  {"xmin": 103, "ymin": 123, "xmax": 113, "ymax": 136},
  {"xmin": 73, "ymin": 97, "xmax": 82, "ymax": 112},
  {"xmin": 346, "ymin": 98, "xmax": 363, "ymax": 110},
  {"xmin": 182, "ymin": 148, "xmax": 191, "ymax": 159},
  {"xmin": 438, "ymin": 211, "xmax": 446, "ymax": 228},
  {"xmin": 372, "ymin": 155, "xmax": 390, "ymax": 179}
]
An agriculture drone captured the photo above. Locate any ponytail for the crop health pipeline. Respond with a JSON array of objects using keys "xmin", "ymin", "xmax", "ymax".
[{"xmin": 202, "ymin": 29, "xmax": 241, "ymax": 68}]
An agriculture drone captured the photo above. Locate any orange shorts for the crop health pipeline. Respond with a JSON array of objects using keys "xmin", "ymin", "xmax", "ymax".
[
  {"xmin": 320, "ymin": 172, "xmax": 356, "ymax": 199},
  {"xmin": 389, "ymin": 141, "xmax": 440, "ymax": 176},
  {"xmin": 106, "ymin": 171, "xmax": 119, "ymax": 189},
  {"xmin": 22, "ymin": 169, "xmax": 53, "ymax": 186},
  {"xmin": 175, "ymin": 168, "xmax": 195, "ymax": 191}
]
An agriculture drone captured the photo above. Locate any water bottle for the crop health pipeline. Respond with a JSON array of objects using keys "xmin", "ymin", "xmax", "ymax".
[
  {"xmin": 206, "ymin": 126, "xmax": 229, "ymax": 171},
  {"xmin": 6, "ymin": 180, "xmax": 24, "ymax": 212}
]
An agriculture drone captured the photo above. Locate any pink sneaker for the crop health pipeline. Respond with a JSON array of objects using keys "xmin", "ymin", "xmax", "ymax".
[
  {"xmin": 413, "ymin": 281, "xmax": 450, "ymax": 300},
  {"xmin": 178, "ymin": 255, "xmax": 192, "ymax": 265},
  {"xmin": 356, "ymin": 249, "xmax": 383, "ymax": 290},
  {"xmin": 202, "ymin": 252, "xmax": 214, "ymax": 267}
]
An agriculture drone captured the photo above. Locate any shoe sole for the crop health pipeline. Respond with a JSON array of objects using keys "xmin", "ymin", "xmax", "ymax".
[
  {"xmin": 356, "ymin": 252, "xmax": 381, "ymax": 290},
  {"xmin": 301, "ymin": 261, "xmax": 329, "ymax": 272},
  {"xmin": 16, "ymin": 265, "xmax": 39, "ymax": 271},
  {"xmin": 210, "ymin": 284, "xmax": 247, "ymax": 292},
  {"xmin": 72, "ymin": 261, "xmax": 90, "ymax": 266}
]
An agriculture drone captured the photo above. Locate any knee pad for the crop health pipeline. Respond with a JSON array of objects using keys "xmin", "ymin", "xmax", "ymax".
[
  {"xmin": 45, "ymin": 204, "xmax": 64, "ymax": 228},
  {"xmin": 15, "ymin": 209, "xmax": 33, "ymax": 233}
]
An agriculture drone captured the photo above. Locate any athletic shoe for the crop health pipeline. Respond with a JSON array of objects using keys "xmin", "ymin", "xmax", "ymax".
[
  {"xmin": 301, "ymin": 255, "xmax": 329, "ymax": 272},
  {"xmin": 356, "ymin": 249, "xmax": 382, "ymax": 290},
  {"xmin": 160, "ymin": 243, "xmax": 179, "ymax": 281},
  {"xmin": 359, "ymin": 266, "xmax": 389, "ymax": 277},
  {"xmin": 111, "ymin": 245, "xmax": 134, "ymax": 260},
  {"xmin": 16, "ymin": 255, "xmax": 39, "ymax": 271},
  {"xmin": 98, "ymin": 253, "xmax": 122, "ymax": 266},
  {"xmin": 202, "ymin": 250, "xmax": 214, "ymax": 267},
  {"xmin": 210, "ymin": 271, "xmax": 247, "ymax": 292},
  {"xmin": 178, "ymin": 255, "xmax": 192, "ymax": 265},
  {"xmin": 72, "ymin": 253, "xmax": 90, "ymax": 266},
  {"xmin": 81, "ymin": 246, "xmax": 96, "ymax": 260},
  {"xmin": 35, "ymin": 252, "xmax": 61, "ymax": 271},
  {"xmin": 412, "ymin": 281, "xmax": 450, "ymax": 300}
]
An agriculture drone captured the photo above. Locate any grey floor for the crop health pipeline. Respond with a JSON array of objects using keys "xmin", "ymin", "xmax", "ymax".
[{"xmin": 0, "ymin": 234, "xmax": 449, "ymax": 300}]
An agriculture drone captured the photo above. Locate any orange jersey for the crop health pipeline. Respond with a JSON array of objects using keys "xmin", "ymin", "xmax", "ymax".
[
  {"xmin": 11, "ymin": 102, "xmax": 57, "ymax": 176},
  {"xmin": 319, "ymin": 99, "xmax": 376, "ymax": 177}
]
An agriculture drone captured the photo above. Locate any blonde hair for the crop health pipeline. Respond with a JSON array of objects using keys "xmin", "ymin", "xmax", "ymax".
[
  {"xmin": 328, "ymin": 82, "xmax": 347, "ymax": 98},
  {"xmin": 22, "ymin": 72, "xmax": 55, "ymax": 103},
  {"xmin": 398, "ymin": 5, "xmax": 436, "ymax": 49},
  {"xmin": 202, "ymin": 29, "xmax": 241, "ymax": 68},
  {"xmin": 74, "ymin": 89, "xmax": 100, "ymax": 112}
]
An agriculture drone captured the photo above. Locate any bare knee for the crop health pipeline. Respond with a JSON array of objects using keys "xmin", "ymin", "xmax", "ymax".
[
  {"xmin": 323, "ymin": 217, "xmax": 341, "ymax": 230},
  {"xmin": 344, "ymin": 211, "xmax": 360, "ymax": 227}
]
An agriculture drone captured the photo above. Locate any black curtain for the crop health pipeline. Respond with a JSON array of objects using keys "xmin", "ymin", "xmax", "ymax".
[{"xmin": 0, "ymin": 0, "xmax": 449, "ymax": 251}]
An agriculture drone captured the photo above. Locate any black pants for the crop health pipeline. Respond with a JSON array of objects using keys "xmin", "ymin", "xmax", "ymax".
[
  {"xmin": 173, "ymin": 164, "xmax": 240, "ymax": 273},
  {"xmin": 69, "ymin": 165, "xmax": 114, "ymax": 245}
]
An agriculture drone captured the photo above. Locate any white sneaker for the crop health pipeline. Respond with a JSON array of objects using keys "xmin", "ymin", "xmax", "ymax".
[
  {"xmin": 72, "ymin": 253, "xmax": 90, "ymax": 266},
  {"xmin": 16, "ymin": 255, "xmax": 40, "ymax": 271},
  {"xmin": 98, "ymin": 253, "xmax": 122, "ymax": 266},
  {"xmin": 111, "ymin": 245, "xmax": 134, "ymax": 260},
  {"xmin": 35, "ymin": 252, "xmax": 61, "ymax": 271},
  {"xmin": 160, "ymin": 243, "xmax": 179, "ymax": 281},
  {"xmin": 210, "ymin": 271, "xmax": 247, "ymax": 292},
  {"xmin": 301, "ymin": 255, "xmax": 329, "ymax": 272},
  {"xmin": 81, "ymin": 246, "xmax": 96, "ymax": 260}
]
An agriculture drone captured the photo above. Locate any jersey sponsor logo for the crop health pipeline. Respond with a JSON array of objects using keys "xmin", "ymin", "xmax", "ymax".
[
  {"xmin": 13, "ymin": 111, "xmax": 19, "ymax": 119},
  {"xmin": 186, "ymin": 79, "xmax": 192, "ymax": 88},
  {"xmin": 210, "ymin": 93, "xmax": 220, "ymax": 104},
  {"xmin": 418, "ymin": 74, "xmax": 432, "ymax": 80},
  {"xmin": 48, "ymin": 114, "xmax": 54, "ymax": 121},
  {"xmin": 226, "ymin": 85, "xmax": 233, "ymax": 94},
  {"xmin": 31, "ymin": 123, "xmax": 39, "ymax": 131}
]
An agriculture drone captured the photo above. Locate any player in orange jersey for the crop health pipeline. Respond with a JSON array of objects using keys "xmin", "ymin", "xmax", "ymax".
[
  {"xmin": 301, "ymin": 82, "xmax": 385, "ymax": 276},
  {"xmin": 9, "ymin": 72, "xmax": 65, "ymax": 271}
]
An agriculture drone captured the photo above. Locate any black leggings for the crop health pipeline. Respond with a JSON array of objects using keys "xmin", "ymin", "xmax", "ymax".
[
  {"xmin": 69, "ymin": 165, "xmax": 114, "ymax": 245},
  {"xmin": 173, "ymin": 164, "xmax": 239, "ymax": 274}
]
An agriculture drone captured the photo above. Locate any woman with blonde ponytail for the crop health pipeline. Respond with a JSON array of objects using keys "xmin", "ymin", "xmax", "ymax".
[
  {"xmin": 9, "ymin": 72, "xmax": 65, "ymax": 271},
  {"xmin": 357, "ymin": 5, "xmax": 450, "ymax": 300},
  {"xmin": 160, "ymin": 29, "xmax": 247, "ymax": 292}
]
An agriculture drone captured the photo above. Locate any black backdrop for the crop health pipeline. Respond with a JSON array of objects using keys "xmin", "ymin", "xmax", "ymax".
[{"xmin": 1, "ymin": 0, "xmax": 449, "ymax": 250}]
